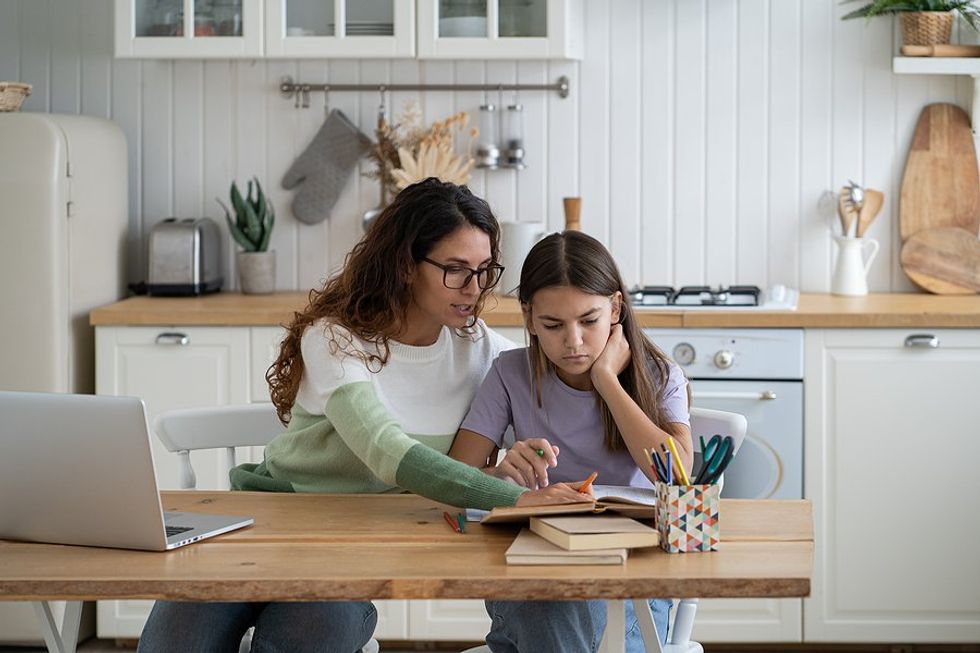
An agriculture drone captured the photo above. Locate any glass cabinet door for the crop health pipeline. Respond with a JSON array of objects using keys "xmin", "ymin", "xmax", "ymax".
[
  {"xmin": 419, "ymin": 0, "xmax": 581, "ymax": 59},
  {"xmin": 117, "ymin": 0, "xmax": 262, "ymax": 57},
  {"xmin": 266, "ymin": 0, "xmax": 413, "ymax": 57}
]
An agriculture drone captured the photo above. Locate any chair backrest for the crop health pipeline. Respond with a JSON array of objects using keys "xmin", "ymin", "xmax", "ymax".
[
  {"xmin": 153, "ymin": 403, "xmax": 285, "ymax": 489},
  {"xmin": 689, "ymin": 406, "xmax": 747, "ymax": 456}
]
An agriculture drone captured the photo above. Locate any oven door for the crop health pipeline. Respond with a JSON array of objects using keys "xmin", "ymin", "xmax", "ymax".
[{"xmin": 689, "ymin": 379, "xmax": 802, "ymax": 500}]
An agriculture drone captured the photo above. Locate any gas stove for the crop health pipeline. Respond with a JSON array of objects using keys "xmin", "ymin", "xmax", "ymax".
[{"xmin": 629, "ymin": 284, "xmax": 798, "ymax": 311}]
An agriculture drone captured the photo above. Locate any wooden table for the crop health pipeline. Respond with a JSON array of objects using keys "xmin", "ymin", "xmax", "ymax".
[{"xmin": 0, "ymin": 493, "xmax": 813, "ymax": 653}]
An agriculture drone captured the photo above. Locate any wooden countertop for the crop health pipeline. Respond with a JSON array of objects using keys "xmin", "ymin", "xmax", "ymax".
[{"xmin": 89, "ymin": 292, "xmax": 980, "ymax": 328}]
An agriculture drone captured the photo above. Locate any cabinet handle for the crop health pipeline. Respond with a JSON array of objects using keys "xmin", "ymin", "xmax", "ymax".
[
  {"xmin": 155, "ymin": 332, "xmax": 189, "ymax": 346},
  {"xmin": 692, "ymin": 391, "xmax": 777, "ymax": 401},
  {"xmin": 904, "ymin": 334, "xmax": 939, "ymax": 349}
]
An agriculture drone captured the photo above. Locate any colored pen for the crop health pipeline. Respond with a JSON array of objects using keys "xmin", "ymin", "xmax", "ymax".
[
  {"xmin": 443, "ymin": 511, "xmax": 461, "ymax": 533},
  {"xmin": 642, "ymin": 448, "xmax": 660, "ymax": 482},
  {"xmin": 577, "ymin": 471, "xmax": 598, "ymax": 494},
  {"xmin": 535, "ymin": 448, "xmax": 545, "ymax": 457},
  {"xmin": 456, "ymin": 512, "xmax": 466, "ymax": 534},
  {"xmin": 666, "ymin": 436, "xmax": 691, "ymax": 486},
  {"xmin": 661, "ymin": 445, "xmax": 673, "ymax": 485}
]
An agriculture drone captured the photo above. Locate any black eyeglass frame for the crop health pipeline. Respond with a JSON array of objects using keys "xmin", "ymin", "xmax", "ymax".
[{"xmin": 421, "ymin": 257, "xmax": 505, "ymax": 290}]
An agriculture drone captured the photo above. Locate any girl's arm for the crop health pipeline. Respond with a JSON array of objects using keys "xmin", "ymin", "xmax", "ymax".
[
  {"xmin": 591, "ymin": 325, "xmax": 694, "ymax": 484},
  {"xmin": 448, "ymin": 429, "xmax": 498, "ymax": 470}
]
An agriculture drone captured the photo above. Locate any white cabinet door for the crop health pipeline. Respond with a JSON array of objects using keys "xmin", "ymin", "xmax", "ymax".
[
  {"xmin": 804, "ymin": 329, "xmax": 980, "ymax": 643},
  {"xmin": 265, "ymin": 0, "xmax": 414, "ymax": 58},
  {"xmin": 417, "ymin": 0, "xmax": 582, "ymax": 59},
  {"xmin": 692, "ymin": 599, "xmax": 801, "ymax": 643},
  {"xmin": 115, "ymin": 0, "xmax": 263, "ymax": 58},
  {"xmin": 408, "ymin": 600, "xmax": 489, "ymax": 641},
  {"xmin": 374, "ymin": 600, "xmax": 410, "ymax": 640},
  {"xmin": 250, "ymin": 327, "xmax": 287, "ymax": 403}
]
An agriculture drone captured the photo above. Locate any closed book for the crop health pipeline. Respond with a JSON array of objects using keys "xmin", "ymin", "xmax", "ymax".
[
  {"xmin": 505, "ymin": 528, "xmax": 627, "ymax": 565},
  {"xmin": 529, "ymin": 515, "xmax": 660, "ymax": 551}
]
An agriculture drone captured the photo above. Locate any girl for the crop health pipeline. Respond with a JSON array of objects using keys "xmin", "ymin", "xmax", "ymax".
[
  {"xmin": 137, "ymin": 179, "xmax": 585, "ymax": 653},
  {"xmin": 449, "ymin": 230, "xmax": 693, "ymax": 653}
]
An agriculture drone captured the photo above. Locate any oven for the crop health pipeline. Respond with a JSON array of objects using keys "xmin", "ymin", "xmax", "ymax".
[{"xmin": 643, "ymin": 328, "xmax": 804, "ymax": 500}]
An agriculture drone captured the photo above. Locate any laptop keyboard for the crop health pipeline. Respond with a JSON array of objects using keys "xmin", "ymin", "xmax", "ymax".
[{"xmin": 165, "ymin": 525, "xmax": 194, "ymax": 538}]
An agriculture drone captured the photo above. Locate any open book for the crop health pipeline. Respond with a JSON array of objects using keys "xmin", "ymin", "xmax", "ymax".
[
  {"xmin": 470, "ymin": 484, "xmax": 658, "ymax": 524},
  {"xmin": 530, "ymin": 514, "xmax": 660, "ymax": 551},
  {"xmin": 505, "ymin": 528, "xmax": 628, "ymax": 565}
]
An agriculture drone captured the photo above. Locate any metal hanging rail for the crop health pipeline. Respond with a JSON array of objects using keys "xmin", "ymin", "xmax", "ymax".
[{"xmin": 279, "ymin": 74, "xmax": 570, "ymax": 107}]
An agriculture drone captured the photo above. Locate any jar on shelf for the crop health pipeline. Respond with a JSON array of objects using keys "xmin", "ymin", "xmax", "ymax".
[
  {"xmin": 213, "ymin": 0, "xmax": 242, "ymax": 36},
  {"xmin": 502, "ymin": 102, "xmax": 526, "ymax": 169},
  {"xmin": 475, "ymin": 103, "xmax": 500, "ymax": 169}
]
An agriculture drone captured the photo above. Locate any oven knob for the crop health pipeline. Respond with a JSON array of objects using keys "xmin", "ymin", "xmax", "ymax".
[
  {"xmin": 713, "ymin": 349, "xmax": 735, "ymax": 369},
  {"xmin": 672, "ymin": 343, "xmax": 696, "ymax": 366}
]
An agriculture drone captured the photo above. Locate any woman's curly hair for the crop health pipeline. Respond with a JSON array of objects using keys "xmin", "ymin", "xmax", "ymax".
[{"xmin": 267, "ymin": 178, "xmax": 501, "ymax": 424}]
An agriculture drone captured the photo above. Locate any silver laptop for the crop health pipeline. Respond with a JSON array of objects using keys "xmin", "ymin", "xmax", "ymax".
[{"xmin": 0, "ymin": 391, "xmax": 253, "ymax": 551}]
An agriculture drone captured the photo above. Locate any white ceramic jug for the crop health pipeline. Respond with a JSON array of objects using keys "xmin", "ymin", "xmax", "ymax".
[
  {"xmin": 831, "ymin": 235, "xmax": 879, "ymax": 296},
  {"xmin": 499, "ymin": 222, "xmax": 546, "ymax": 296}
]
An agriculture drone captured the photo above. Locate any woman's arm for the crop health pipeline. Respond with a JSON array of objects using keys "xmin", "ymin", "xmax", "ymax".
[{"xmin": 591, "ymin": 325, "xmax": 694, "ymax": 483}]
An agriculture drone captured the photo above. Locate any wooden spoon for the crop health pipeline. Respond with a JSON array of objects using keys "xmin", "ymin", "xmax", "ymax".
[{"xmin": 856, "ymin": 189, "xmax": 884, "ymax": 238}]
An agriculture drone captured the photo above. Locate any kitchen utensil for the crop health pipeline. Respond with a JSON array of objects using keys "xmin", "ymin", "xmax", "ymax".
[
  {"xmin": 362, "ymin": 97, "xmax": 388, "ymax": 233},
  {"xmin": 856, "ymin": 189, "xmax": 884, "ymax": 238},
  {"xmin": 831, "ymin": 234, "xmax": 879, "ymax": 296},
  {"xmin": 845, "ymin": 180, "xmax": 865, "ymax": 221},
  {"xmin": 900, "ymin": 226, "xmax": 980, "ymax": 294},
  {"xmin": 899, "ymin": 103, "xmax": 980, "ymax": 242},
  {"xmin": 563, "ymin": 197, "xmax": 581, "ymax": 231},
  {"xmin": 837, "ymin": 190, "xmax": 857, "ymax": 237}
]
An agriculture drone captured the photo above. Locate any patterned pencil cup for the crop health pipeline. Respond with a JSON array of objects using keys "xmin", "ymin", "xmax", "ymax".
[{"xmin": 655, "ymin": 482, "xmax": 721, "ymax": 553}]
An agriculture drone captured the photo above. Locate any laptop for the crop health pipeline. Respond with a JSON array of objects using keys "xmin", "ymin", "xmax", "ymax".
[{"xmin": 0, "ymin": 391, "xmax": 253, "ymax": 551}]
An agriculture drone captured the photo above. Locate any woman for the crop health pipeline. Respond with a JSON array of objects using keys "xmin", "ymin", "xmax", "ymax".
[{"xmin": 137, "ymin": 179, "xmax": 585, "ymax": 653}]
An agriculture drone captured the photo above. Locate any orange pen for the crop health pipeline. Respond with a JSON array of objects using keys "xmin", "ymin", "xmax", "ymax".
[{"xmin": 577, "ymin": 471, "xmax": 598, "ymax": 494}]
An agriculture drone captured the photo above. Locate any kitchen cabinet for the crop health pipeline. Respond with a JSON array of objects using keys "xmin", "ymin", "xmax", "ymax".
[
  {"xmin": 265, "ymin": 0, "xmax": 414, "ymax": 58},
  {"xmin": 115, "ymin": 0, "xmax": 263, "ymax": 58},
  {"xmin": 115, "ymin": 0, "xmax": 581, "ymax": 59},
  {"xmin": 804, "ymin": 329, "xmax": 980, "ymax": 643},
  {"xmin": 417, "ymin": 0, "xmax": 583, "ymax": 59}
]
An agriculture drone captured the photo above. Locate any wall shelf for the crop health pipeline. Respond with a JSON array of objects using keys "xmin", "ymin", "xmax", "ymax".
[{"xmin": 892, "ymin": 56, "xmax": 980, "ymax": 156}]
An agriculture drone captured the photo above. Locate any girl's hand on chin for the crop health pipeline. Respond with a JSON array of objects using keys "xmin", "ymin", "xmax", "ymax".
[
  {"xmin": 514, "ymin": 482, "xmax": 592, "ymax": 507},
  {"xmin": 591, "ymin": 324, "xmax": 630, "ymax": 384}
]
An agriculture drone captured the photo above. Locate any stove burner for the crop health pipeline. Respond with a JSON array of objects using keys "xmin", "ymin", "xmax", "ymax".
[{"xmin": 630, "ymin": 285, "xmax": 762, "ymax": 307}]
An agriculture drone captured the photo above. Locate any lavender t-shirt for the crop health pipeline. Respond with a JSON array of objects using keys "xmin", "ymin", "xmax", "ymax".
[{"xmin": 460, "ymin": 347, "xmax": 690, "ymax": 489}]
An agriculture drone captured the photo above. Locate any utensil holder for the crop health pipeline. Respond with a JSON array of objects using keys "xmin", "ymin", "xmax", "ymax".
[{"xmin": 655, "ymin": 482, "xmax": 720, "ymax": 553}]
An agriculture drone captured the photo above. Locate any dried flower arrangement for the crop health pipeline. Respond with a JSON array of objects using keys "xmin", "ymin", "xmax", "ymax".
[{"xmin": 364, "ymin": 100, "xmax": 478, "ymax": 197}]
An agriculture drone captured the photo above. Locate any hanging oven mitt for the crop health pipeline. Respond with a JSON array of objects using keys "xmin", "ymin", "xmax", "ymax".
[{"xmin": 281, "ymin": 109, "xmax": 372, "ymax": 225}]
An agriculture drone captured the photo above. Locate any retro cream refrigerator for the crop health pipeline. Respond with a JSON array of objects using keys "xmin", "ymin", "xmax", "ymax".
[{"xmin": 0, "ymin": 112, "xmax": 128, "ymax": 643}]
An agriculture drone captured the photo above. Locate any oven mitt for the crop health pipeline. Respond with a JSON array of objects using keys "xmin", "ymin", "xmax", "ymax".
[{"xmin": 281, "ymin": 109, "xmax": 372, "ymax": 225}]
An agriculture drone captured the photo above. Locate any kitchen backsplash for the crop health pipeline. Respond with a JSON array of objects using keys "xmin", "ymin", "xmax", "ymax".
[{"xmin": 1, "ymin": 0, "xmax": 974, "ymax": 293}]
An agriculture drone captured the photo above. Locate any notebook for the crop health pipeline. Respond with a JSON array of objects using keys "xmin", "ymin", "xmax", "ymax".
[
  {"xmin": 0, "ymin": 391, "xmax": 253, "ymax": 551},
  {"xmin": 471, "ymin": 485, "xmax": 658, "ymax": 524},
  {"xmin": 505, "ymin": 528, "xmax": 627, "ymax": 565},
  {"xmin": 529, "ymin": 515, "xmax": 660, "ymax": 551}
]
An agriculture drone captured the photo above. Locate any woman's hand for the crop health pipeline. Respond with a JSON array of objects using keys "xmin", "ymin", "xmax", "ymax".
[
  {"xmin": 591, "ymin": 323, "xmax": 630, "ymax": 388},
  {"xmin": 492, "ymin": 439, "xmax": 560, "ymax": 489},
  {"xmin": 515, "ymin": 482, "xmax": 593, "ymax": 507}
]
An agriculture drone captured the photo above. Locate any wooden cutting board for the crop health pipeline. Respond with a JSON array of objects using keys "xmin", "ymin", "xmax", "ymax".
[
  {"xmin": 900, "ymin": 227, "xmax": 980, "ymax": 294},
  {"xmin": 899, "ymin": 103, "xmax": 980, "ymax": 242}
]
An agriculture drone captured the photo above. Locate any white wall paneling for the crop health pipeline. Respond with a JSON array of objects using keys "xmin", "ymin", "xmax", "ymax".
[{"xmin": 1, "ymin": 0, "xmax": 972, "ymax": 292}]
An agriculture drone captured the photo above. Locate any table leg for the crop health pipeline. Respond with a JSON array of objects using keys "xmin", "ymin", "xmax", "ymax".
[
  {"xmin": 32, "ymin": 601, "xmax": 82, "ymax": 653},
  {"xmin": 598, "ymin": 599, "xmax": 626, "ymax": 653}
]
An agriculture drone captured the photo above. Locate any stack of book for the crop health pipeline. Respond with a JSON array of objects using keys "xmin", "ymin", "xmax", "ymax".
[{"xmin": 505, "ymin": 515, "xmax": 660, "ymax": 566}]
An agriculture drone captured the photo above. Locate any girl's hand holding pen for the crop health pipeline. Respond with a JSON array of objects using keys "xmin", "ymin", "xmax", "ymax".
[{"xmin": 495, "ymin": 438, "xmax": 559, "ymax": 488}]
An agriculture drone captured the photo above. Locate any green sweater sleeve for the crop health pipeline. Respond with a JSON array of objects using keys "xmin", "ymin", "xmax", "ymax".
[{"xmin": 326, "ymin": 382, "xmax": 526, "ymax": 509}]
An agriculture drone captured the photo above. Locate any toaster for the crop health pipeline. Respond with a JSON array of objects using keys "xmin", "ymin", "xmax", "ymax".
[{"xmin": 147, "ymin": 217, "xmax": 223, "ymax": 296}]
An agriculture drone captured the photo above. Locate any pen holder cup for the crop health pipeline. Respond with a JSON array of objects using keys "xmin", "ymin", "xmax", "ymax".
[{"xmin": 655, "ymin": 482, "xmax": 721, "ymax": 553}]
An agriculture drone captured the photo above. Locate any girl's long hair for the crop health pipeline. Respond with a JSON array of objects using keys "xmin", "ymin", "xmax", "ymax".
[
  {"xmin": 267, "ymin": 178, "xmax": 501, "ymax": 424},
  {"xmin": 519, "ymin": 231, "xmax": 679, "ymax": 452}
]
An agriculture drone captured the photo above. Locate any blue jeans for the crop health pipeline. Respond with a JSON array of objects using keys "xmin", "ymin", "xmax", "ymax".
[
  {"xmin": 136, "ymin": 600, "xmax": 377, "ymax": 653},
  {"xmin": 485, "ymin": 598, "xmax": 671, "ymax": 653}
]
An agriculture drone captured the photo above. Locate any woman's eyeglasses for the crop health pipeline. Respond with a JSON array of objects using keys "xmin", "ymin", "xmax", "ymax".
[{"xmin": 422, "ymin": 258, "xmax": 505, "ymax": 290}]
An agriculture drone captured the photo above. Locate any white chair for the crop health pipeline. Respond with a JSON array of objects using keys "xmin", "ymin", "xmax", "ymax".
[
  {"xmin": 153, "ymin": 403, "xmax": 380, "ymax": 653},
  {"xmin": 461, "ymin": 406, "xmax": 748, "ymax": 653}
]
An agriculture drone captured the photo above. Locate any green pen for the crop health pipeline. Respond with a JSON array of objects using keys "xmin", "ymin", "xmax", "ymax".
[{"xmin": 535, "ymin": 448, "xmax": 545, "ymax": 457}]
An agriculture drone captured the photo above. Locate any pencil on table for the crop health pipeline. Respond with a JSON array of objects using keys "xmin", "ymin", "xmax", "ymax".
[{"xmin": 443, "ymin": 511, "xmax": 461, "ymax": 533}]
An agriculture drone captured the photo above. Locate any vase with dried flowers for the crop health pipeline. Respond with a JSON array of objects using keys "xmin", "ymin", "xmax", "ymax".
[{"xmin": 364, "ymin": 100, "xmax": 478, "ymax": 201}]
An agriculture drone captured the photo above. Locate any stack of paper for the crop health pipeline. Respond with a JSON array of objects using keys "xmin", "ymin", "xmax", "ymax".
[{"xmin": 505, "ymin": 528, "xmax": 627, "ymax": 565}]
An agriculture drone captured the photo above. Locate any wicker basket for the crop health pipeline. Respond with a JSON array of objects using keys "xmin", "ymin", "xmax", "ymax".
[
  {"xmin": 900, "ymin": 12, "xmax": 954, "ymax": 46},
  {"xmin": 0, "ymin": 82, "xmax": 32, "ymax": 112}
]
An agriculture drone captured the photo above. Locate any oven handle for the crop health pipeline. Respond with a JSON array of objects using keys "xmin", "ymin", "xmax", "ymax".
[{"xmin": 692, "ymin": 390, "xmax": 777, "ymax": 401}]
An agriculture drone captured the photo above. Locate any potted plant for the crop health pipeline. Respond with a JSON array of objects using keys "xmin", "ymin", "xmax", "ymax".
[
  {"xmin": 841, "ymin": 0, "xmax": 980, "ymax": 46},
  {"xmin": 217, "ymin": 178, "xmax": 276, "ymax": 294}
]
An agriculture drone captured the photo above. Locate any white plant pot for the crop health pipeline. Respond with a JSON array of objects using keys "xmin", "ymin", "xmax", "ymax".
[{"xmin": 237, "ymin": 250, "xmax": 276, "ymax": 294}]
